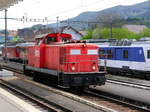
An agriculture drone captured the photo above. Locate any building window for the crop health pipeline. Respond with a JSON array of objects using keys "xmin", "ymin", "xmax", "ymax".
[
  {"xmin": 147, "ymin": 50, "xmax": 150, "ymax": 59},
  {"xmin": 123, "ymin": 50, "xmax": 128, "ymax": 59},
  {"xmin": 107, "ymin": 49, "xmax": 113, "ymax": 58}
]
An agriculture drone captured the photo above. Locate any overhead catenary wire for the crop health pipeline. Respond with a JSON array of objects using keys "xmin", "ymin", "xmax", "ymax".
[
  {"xmin": 0, "ymin": 17, "xmax": 56, "ymax": 23},
  {"xmin": 0, "ymin": 17, "xmax": 102, "ymax": 25}
]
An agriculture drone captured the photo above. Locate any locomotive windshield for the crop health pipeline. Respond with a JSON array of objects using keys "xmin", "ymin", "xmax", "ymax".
[{"xmin": 61, "ymin": 36, "xmax": 71, "ymax": 42}]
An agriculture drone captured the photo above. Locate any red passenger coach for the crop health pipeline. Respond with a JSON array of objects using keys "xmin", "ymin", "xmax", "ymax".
[
  {"xmin": 2, "ymin": 43, "xmax": 34, "ymax": 62},
  {"xmin": 2, "ymin": 46, "xmax": 19, "ymax": 61},
  {"xmin": 16, "ymin": 43, "xmax": 34, "ymax": 62},
  {"xmin": 26, "ymin": 33, "xmax": 106, "ymax": 88}
]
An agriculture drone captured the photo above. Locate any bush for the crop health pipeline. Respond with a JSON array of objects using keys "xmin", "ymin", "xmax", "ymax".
[
  {"xmin": 82, "ymin": 29, "xmax": 93, "ymax": 40},
  {"xmin": 100, "ymin": 28, "xmax": 140, "ymax": 40},
  {"xmin": 140, "ymin": 28, "xmax": 150, "ymax": 37},
  {"xmin": 11, "ymin": 36, "xmax": 20, "ymax": 43},
  {"xmin": 92, "ymin": 28, "xmax": 102, "ymax": 39}
]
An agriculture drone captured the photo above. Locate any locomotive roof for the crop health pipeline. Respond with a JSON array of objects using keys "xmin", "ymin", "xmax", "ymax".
[
  {"xmin": 44, "ymin": 42, "xmax": 98, "ymax": 47},
  {"xmin": 35, "ymin": 33, "xmax": 72, "ymax": 39}
]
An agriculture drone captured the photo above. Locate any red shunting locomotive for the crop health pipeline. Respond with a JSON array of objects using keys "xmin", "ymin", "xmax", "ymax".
[{"xmin": 2, "ymin": 33, "xmax": 106, "ymax": 88}]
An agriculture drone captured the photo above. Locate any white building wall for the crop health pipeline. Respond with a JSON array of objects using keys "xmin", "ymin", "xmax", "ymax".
[{"xmin": 63, "ymin": 29, "xmax": 82, "ymax": 40}]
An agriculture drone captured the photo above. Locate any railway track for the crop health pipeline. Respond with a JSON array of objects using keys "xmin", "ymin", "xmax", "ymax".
[
  {"xmin": 107, "ymin": 78, "xmax": 150, "ymax": 89},
  {"xmin": 0, "ymin": 79, "xmax": 70, "ymax": 112},
  {"xmin": 0, "ymin": 61, "xmax": 24, "ymax": 74},
  {"xmin": 2, "ymin": 66, "xmax": 23, "ymax": 74},
  {"xmin": 0, "ymin": 75, "xmax": 146, "ymax": 112},
  {"xmin": 89, "ymin": 78, "xmax": 150, "ymax": 112},
  {"xmin": 0, "ymin": 76, "xmax": 116, "ymax": 112},
  {"xmin": 87, "ymin": 88, "xmax": 150, "ymax": 112}
]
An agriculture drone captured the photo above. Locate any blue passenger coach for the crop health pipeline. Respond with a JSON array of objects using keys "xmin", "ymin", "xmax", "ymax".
[{"xmin": 98, "ymin": 41, "xmax": 150, "ymax": 79}]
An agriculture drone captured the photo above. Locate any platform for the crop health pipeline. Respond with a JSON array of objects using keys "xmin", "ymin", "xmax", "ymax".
[{"xmin": 0, "ymin": 69, "xmax": 13, "ymax": 77}]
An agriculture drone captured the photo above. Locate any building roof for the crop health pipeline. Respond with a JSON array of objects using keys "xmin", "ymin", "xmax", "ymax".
[
  {"xmin": 123, "ymin": 24, "xmax": 147, "ymax": 34},
  {"xmin": 61, "ymin": 26, "xmax": 83, "ymax": 37},
  {"xmin": 0, "ymin": 0, "xmax": 23, "ymax": 10}
]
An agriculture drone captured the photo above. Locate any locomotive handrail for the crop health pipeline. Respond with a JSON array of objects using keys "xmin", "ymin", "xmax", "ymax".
[{"xmin": 62, "ymin": 60, "xmax": 97, "ymax": 63}]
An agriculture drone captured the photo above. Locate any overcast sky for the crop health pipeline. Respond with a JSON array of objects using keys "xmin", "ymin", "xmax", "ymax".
[{"xmin": 0, "ymin": 0, "xmax": 147, "ymax": 30}]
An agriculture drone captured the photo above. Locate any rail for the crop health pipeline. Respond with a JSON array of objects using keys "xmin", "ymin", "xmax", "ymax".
[
  {"xmin": 107, "ymin": 79, "xmax": 150, "ymax": 90},
  {"xmin": 87, "ymin": 88, "xmax": 150, "ymax": 112},
  {"xmin": 88, "ymin": 78, "xmax": 150, "ymax": 111}
]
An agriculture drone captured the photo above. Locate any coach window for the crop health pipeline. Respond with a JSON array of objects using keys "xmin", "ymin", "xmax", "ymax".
[
  {"xmin": 99, "ymin": 49, "xmax": 105, "ymax": 58},
  {"xmin": 147, "ymin": 50, "xmax": 150, "ymax": 58},
  {"xmin": 107, "ymin": 49, "xmax": 113, "ymax": 59},
  {"xmin": 123, "ymin": 50, "xmax": 128, "ymax": 59}
]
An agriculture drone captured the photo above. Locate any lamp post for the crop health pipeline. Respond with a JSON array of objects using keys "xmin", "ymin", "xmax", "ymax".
[
  {"xmin": 4, "ymin": 9, "xmax": 8, "ymax": 62},
  {"xmin": 110, "ymin": 22, "xmax": 112, "ymax": 39}
]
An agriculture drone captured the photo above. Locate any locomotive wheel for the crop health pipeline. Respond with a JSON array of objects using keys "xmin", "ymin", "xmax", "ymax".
[
  {"xmin": 145, "ymin": 74, "xmax": 150, "ymax": 80},
  {"xmin": 33, "ymin": 73, "xmax": 40, "ymax": 82}
]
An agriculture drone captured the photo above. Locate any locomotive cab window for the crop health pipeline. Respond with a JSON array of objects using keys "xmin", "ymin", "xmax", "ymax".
[
  {"xmin": 123, "ymin": 50, "xmax": 128, "ymax": 59},
  {"xmin": 61, "ymin": 37, "xmax": 70, "ymax": 42},
  {"xmin": 147, "ymin": 50, "xmax": 150, "ymax": 59},
  {"xmin": 44, "ymin": 37, "xmax": 56, "ymax": 44}
]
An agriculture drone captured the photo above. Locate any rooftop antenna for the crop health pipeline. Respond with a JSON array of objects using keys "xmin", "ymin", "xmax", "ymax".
[
  {"xmin": 56, "ymin": 16, "xmax": 59, "ymax": 33},
  {"xmin": 45, "ymin": 17, "xmax": 48, "ymax": 24},
  {"xmin": 67, "ymin": 18, "xmax": 70, "ymax": 27}
]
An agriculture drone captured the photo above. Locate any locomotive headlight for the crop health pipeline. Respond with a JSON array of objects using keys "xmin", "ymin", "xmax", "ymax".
[
  {"xmin": 92, "ymin": 66, "xmax": 96, "ymax": 70},
  {"xmin": 72, "ymin": 66, "xmax": 76, "ymax": 71}
]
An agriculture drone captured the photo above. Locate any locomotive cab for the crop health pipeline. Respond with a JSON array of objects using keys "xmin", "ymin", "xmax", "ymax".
[{"xmin": 35, "ymin": 33, "xmax": 72, "ymax": 45}]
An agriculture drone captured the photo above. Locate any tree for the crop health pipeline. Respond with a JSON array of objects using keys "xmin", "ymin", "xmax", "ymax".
[
  {"xmin": 99, "ymin": 28, "xmax": 140, "ymax": 40},
  {"xmin": 92, "ymin": 28, "xmax": 102, "ymax": 39}
]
